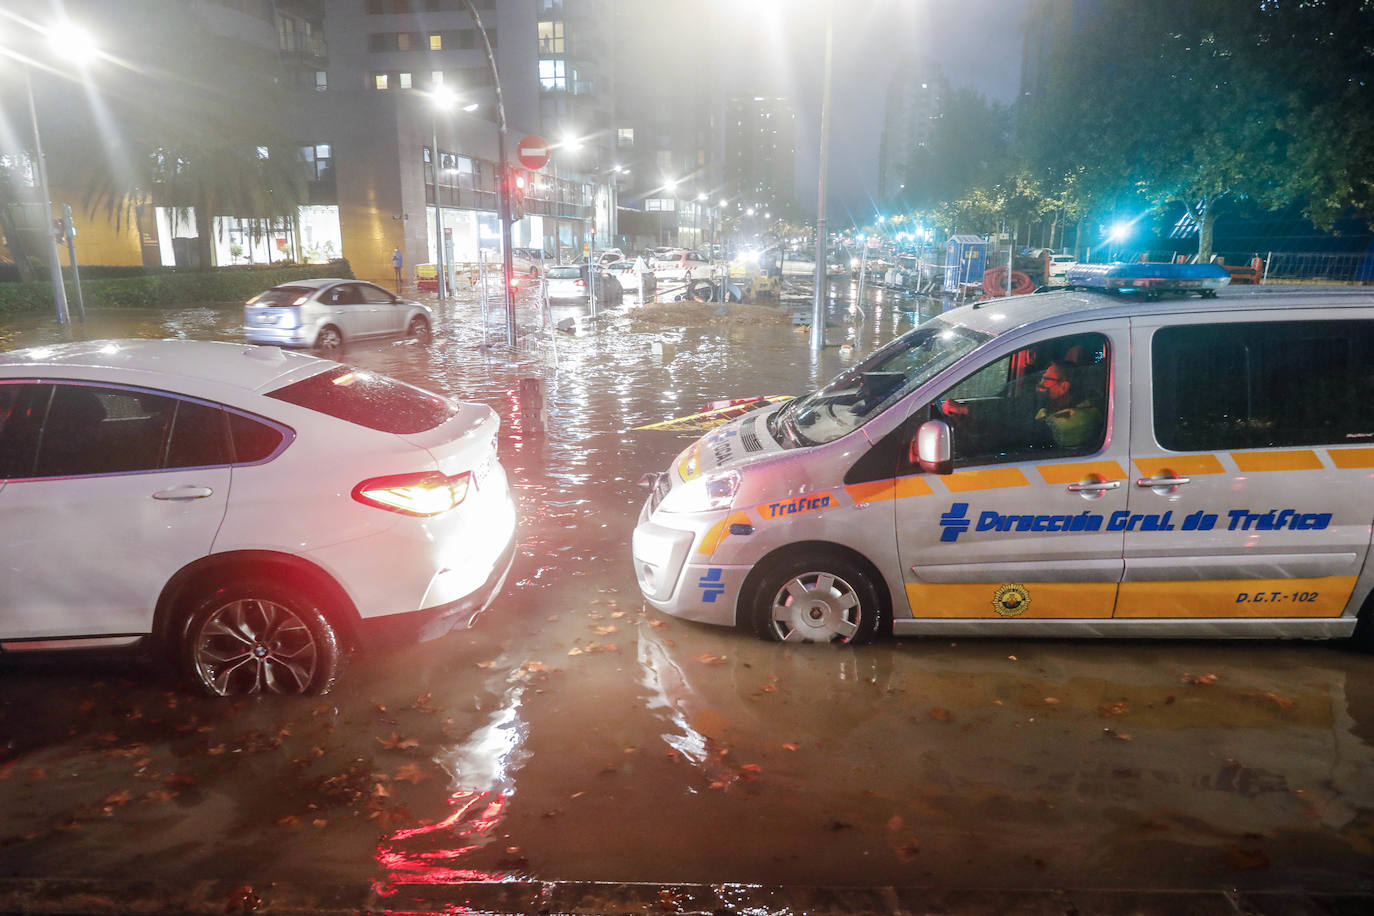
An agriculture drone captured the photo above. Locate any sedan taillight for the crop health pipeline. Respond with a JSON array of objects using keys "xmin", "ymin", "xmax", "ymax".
[{"xmin": 353, "ymin": 471, "xmax": 471, "ymax": 516}]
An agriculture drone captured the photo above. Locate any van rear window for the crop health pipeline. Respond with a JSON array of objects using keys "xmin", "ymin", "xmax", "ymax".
[
  {"xmin": 1153, "ymin": 320, "xmax": 1374, "ymax": 450},
  {"xmin": 266, "ymin": 367, "xmax": 457, "ymax": 434}
]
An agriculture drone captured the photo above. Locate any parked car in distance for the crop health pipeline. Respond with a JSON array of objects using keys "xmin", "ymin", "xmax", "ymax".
[
  {"xmin": 605, "ymin": 257, "xmax": 657, "ymax": 298},
  {"xmin": 653, "ymin": 250, "xmax": 713, "ymax": 280},
  {"xmin": 244, "ymin": 278, "xmax": 431, "ymax": 350},
  {"xmin": 1048, "ymin": 254, "xmax": 1079, "ymax": 282},
  {"xmin": 511, "ymin": 247, "xmax": 552, "ymax": 276},
  {"xmin": 544, "ymin": 264, "xmax": 625, "ymax": 307},
  {"xmin": 594, "ymin": 248, "xmax": 624, "ymax": 266},
  {"xmin": 0, "ymin": 339, "xmax": 517, "ymax": 695}
]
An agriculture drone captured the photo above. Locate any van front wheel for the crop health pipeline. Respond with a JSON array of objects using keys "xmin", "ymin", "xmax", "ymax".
[{"xmin": 749, "ymin": 552, "xmax": 883, "ymax": 644}]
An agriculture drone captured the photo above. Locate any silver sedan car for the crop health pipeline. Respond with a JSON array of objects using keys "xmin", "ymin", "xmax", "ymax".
[{"xmin": 244, "ymin": 278, "xmax": 432, "ymax": 350}]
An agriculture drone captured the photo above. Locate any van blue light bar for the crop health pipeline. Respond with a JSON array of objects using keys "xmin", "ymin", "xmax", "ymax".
[{"xmin": 1065, "ymin": 262, "xmax": 1231, "ymax": 296}]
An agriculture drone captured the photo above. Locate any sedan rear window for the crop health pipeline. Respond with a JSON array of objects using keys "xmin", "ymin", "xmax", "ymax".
[
  {"xmin": 250, "ymin": 286, "xmax": 313, "ymax": 307},
  {"xmin": 267, "ymin": 367, "xmax": 457, "ymax": 434},
  {"xmin": 545, "ymin": 267, "xmax": 582, "ymax": 279}
]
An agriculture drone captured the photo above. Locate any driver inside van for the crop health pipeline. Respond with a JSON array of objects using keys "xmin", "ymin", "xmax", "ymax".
[{"xmin": 939, "ymin": 338, "xmax": 1106, "ymax": 458}]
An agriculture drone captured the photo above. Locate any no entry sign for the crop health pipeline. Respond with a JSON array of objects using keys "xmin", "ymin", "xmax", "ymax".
[{"xmin": 516, "ymin": 135, "xmax": 549, "ymax": 170}]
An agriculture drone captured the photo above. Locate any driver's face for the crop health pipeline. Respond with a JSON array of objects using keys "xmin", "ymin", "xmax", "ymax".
[{"xmin": 1037, "ymin": 364, "xmax": 1071, "ymax": 401}]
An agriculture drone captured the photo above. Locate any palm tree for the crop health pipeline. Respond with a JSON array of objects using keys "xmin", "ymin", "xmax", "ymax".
[{"xmin": 44, "ymin": 0, "xmax": 308, "ymax": 270}]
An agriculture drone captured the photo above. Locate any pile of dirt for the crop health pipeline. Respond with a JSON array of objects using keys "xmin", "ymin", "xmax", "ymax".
[{"xmin": 627, "ymin": 302, "xmax": 793, "ymax": 328}]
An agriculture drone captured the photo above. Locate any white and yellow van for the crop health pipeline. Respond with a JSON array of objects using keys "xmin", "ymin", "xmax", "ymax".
[{"xmin": 632, "ymin": 271, "xmax": 1374, "ymax": 646}]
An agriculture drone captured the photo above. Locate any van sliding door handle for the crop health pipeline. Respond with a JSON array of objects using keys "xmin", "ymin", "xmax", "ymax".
[
  {"xmin": 1066, "ymin": 480, "xmax": 1121, "ymax": 492},
  {"xmin": 1136, "ymin": 476, "xmax": 1191, "ymax": 488}
]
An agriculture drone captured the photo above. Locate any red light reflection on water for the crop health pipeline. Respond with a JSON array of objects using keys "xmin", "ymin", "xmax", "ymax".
[{"xmin": 374, "ymin": 789, "xmax": 512, "ymax": 887}]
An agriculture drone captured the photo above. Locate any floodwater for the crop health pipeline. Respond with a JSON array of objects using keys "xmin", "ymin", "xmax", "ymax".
[{"xmin": 1, "ymin": 287, "xmax": 1373, "ymax": 897}]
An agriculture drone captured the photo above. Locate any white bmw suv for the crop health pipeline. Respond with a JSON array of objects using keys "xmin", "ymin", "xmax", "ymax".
[{"xmin": 0, "ymin": 340, "xmax": 517, "ymax": 695}]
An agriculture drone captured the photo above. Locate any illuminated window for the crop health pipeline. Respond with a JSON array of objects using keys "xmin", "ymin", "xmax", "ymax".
[
  {"xmin": 538, "ymin": 58, "xmax": 565, "ymax": 90},
  {"xmin": 374, "ymin": 73, "xmax": 389, "ymax": 90},
  {"xmin": 617, "ymin": 127, "xmax": 634, "ymax": 147},
  {"xmin": 399, "ymin": 72, "xmax": 412, "ymax": 89},
  {"xmin": 429, "ymin": 33, "xmax": 442, "ymax": 50},
  {"xmin": 256, "ymin": 146, "xmax": 270, "ymax": 159},
  {"xmin": 431, "ymin": 70, "xmax": 444, "ymax": 86},
  {"xmin": 314, "ymin": 70, "xmax": 327, "ymax": 91},
  {"xmin": 538, "ymin": 21, "xmax": 564, "ymax": 53},
  {"xmin": 397, "ymin": 32, "xmax": 411, "ymax": 51}
]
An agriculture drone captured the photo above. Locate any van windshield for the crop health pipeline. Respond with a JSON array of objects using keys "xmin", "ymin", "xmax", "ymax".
[{"xmin": 769, "ymin": 320, "xmax": 988, "ymax": 446}]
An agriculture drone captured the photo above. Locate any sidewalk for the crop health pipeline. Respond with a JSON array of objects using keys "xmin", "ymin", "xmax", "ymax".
[{"xmin": 0, "ymin": 878, "xmax": 1369, "ymax": 915}]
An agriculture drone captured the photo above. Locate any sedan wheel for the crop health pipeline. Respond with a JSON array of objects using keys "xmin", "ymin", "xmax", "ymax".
[
  {"xmin": 751, "ymin": 552, "xmax": 883, "ymax": 644},
  {"xmin": 407, "ymin": 316, "xmax": 431, "ymax": 342},
  {"xmin": 316, "ymin": 325, "xmax": 343, "ymax": 350},
  {"xmin": 182, "ymin": 580, "xmax": 342, "ymax": 696}
]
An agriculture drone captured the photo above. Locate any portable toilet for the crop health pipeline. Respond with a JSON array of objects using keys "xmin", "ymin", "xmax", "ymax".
[{"xmin": 943, "ymin": 235, "xmax": 988, "ymax": 291}]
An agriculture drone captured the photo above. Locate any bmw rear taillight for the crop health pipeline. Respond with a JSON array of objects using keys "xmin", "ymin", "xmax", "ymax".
[
  {"xmin": 353, "ymin": 471, "xmax": 471, "ymax": 516},
  {"xmin": 575, "ymin": 278, "xmax": 586, "ymax": 287}
]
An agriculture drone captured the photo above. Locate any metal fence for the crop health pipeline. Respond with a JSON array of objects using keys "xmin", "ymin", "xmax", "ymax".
[{"xmin": 1129, "ymin": 250, "xmax": 1374, "ymax": 284}]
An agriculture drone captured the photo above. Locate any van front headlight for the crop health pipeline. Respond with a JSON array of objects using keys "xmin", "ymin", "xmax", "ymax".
[{"xmin": 658, "ymin": 469, "xmax": 741, "ymax": 514}]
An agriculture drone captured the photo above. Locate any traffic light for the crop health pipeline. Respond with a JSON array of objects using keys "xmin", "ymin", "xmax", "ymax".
[{"xmin": 505, "ymin": 167, "xmax": 528, "ymax": 223}]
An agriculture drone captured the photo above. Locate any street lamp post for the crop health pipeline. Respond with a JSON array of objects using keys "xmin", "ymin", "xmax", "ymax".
[
  {"xmin": 428, "ymin": 86, "xmax": 462, "ymax": 299},
  {"xmin": 21, "ymin": 63, "xmax": 69, "ymax": 324},
  {"xmin": 810, "ymin": 3, "xmax": 834, "ymax": 353}
]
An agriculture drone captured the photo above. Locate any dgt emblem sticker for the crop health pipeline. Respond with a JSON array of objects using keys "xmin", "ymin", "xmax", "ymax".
[{"xmin": 992, "ymin": 584, "xmax": 1031, "ymax": 617}]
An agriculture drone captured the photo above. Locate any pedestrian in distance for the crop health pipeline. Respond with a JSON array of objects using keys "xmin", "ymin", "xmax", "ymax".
[{"xmin": 392, "ymin": 248, "xmax": 404, "ymax": 291}]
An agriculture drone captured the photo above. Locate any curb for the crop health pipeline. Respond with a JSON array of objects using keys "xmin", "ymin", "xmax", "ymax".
[{"xmin": 0, "ymin": 879, "xmax": 1371, "ymax": 916}]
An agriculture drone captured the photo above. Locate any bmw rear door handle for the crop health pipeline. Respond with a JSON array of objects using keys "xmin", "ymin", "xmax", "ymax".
[{"xmin": 152, "ymin": 486, "xmax": 214, "ymax": 500}]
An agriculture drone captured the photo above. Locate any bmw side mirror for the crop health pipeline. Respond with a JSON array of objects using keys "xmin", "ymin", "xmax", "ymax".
[{"xmin": 914, "ymin": 419, "xmax": 953, "ymax": 475}]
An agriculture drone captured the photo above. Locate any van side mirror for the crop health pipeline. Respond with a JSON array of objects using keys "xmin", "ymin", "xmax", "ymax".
[{"xmin": 914, "ymin": 419, "xmax": 953, "ymax": 475}]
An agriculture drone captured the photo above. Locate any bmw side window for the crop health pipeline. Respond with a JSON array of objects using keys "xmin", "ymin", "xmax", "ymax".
[
  {"xmin": 1153, "ymin": 321, "xmax": 1374, "ymax": 450},
  {"xmin": 228, "ymin": 412, "xmax": 286, "ymax": 463},
  {"xmin": 33, "ymin": 385, "xmax": 165, "ymax": 477},
  {"xmin": 0, "ymin": 383, "xmax": 49, "ymax": 479},
  {"xmin": 165, "ymin": 400, "xmax": 231, "ymax": 468}
]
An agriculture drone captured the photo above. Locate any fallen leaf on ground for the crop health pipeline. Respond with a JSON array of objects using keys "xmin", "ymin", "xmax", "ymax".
[
  {"xmin": 759, "ymin": 683, "xmax": 777, "ymax": 693},
  {"xmin": 782, "ymin": 742, "xmax": 800, "ymax": 751},
  {"xmin": 394, "ymin": 763, "xmax": 428, "ymax": 784},
  {"xmin": 593, "ymin": 625, "xmax": 619, "ymax": 636},
  {"xmin": 1099, "ymin": 701, "xmax": 1129, "ymax": 717},
  {"xmin": 1263, "ymin": 692, "xmax": 1295, "ymax": 708},
  {"xmin": 887, "ymin": 815, "xmax": 904, "ymax": 832},
  {"xmin": 1103, "ymin": 729, "xmax": 1134, "ymax": 741},
  {"xmin": 1043, "ymin": 697, "xmax": 1061, "ymax": 705},
  {"xmin": 894, "ymin": 840, "xmax": 921, "ymax": 861},
  {"xmin": 648, "ymin": 619, "xmax": 667, "ymax": 629},
  {"xmin": 1183, "ymin": 673, "xmax": 1219, "ymax": 686},
  {"xmin": 929, "ymin": 707, "xmax": 952, "ymax": 722},
  {"xmin": 476, "ymin": 660, "xmax": 497, "ymax": 669},
  {"xmin": 693, "ymin": 653, "xmax": 726, "ymax": 665},
  {"xmin": 376, "ymin": 733, "xmax": 420, "ymax": 751},
  {"xmin": 103, "ymin": 790, "xmax": 132, "ymax": 806}
]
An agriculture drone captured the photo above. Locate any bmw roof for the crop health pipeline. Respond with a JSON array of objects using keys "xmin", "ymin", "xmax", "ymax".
[{"xmin": 0, "ymin": 339, "xmax": 334, "ymax": 393}]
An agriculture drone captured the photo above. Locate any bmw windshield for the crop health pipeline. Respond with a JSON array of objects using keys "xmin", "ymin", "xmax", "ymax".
[{"xmin": 768, "ymin": 320, "xmax": 988, "ymax": 446}]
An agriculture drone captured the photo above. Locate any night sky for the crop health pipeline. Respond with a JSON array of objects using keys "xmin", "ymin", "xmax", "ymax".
[{"xmin": 719, "ymin": 0, "xmax": 1031, "ymax": 220}]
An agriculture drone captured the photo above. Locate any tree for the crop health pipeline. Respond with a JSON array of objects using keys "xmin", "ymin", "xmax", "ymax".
[
  {"xmin": 1019, "ymin": 0, "xmax": 1374, "ymax": 261},
  {"xmin": 899, "ymin": 88, "xmax": 1012, "ymax": 213},
  {"xmin": 42, "ymin": 0, "xmax": 307, "ymax": 270}
]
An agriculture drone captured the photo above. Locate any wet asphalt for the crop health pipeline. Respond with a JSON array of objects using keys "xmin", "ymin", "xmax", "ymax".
[{"xmin": 1, "ymin": 284, "xmax": 1372, "ymax": 914}]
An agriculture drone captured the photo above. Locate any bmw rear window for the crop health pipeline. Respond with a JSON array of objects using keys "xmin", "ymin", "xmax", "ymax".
[
  {"xmin": 266, "ymin": 367, "xmax": 457, "ymax": 434},
  {"xmin": 546, "ymin": 267, "xmax": 582, "ymax": 279},
  {"xmin": 250, "ymin": 286, "xmax": 313, "ymax": 307}
]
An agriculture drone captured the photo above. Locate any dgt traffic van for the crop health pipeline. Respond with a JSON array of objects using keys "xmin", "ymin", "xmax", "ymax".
[{"xmin": 632, "ymin": 268, "xmax": 1374, "ymax": 647}]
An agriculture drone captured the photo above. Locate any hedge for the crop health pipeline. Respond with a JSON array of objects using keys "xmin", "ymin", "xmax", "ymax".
[{"xmin": 0, "ymin": 260, "xmax": 354, "ymax": 315}]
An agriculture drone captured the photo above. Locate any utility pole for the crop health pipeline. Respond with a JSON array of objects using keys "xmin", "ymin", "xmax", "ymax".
[
  {"xmin": 810, "ymin": 5, "xmax": 834, "ymax": 353},
  {"xmin": 462, "ymin": 0, "xmax": 517, "ymax": 347}
]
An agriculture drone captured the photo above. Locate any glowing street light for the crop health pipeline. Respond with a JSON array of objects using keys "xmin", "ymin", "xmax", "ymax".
[{"xmin": 5, "ymin": 16, "xmax": 103, "ymax": 325}]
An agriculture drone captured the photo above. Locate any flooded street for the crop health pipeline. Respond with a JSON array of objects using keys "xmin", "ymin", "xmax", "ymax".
[{"xmin": 2, "ymin": 290, "xmax": 1373, "ymax": 903}]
